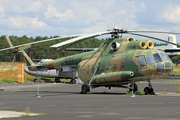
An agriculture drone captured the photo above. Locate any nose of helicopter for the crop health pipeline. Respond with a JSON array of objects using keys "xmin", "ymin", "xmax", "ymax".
[{"xmin": 157, "ymin": 61, "xmax": 174, "ymax": 75}]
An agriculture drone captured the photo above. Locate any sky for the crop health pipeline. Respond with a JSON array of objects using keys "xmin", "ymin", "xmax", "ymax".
[{"xmin": 0, "ymin": 0, "xmax": 180, "ymax": 43}]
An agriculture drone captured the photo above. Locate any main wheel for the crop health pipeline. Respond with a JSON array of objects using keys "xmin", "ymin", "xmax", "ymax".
[
  {"xmin": 70, "ymin": 79, "xmax": 76, "ymax": 84},
  {"xmin": 34, "ymin": 79, "xmax": 38, "ymax": 83},
  {"xmin": 134, "ymin": 83, "xmax": 138, "ymax": 92},
  {"xmin": 149, "ymin": 88, "xmax": 155, "ymax": 95},
  {"xmin": 144, "ymin": 87, "xmax": 150, "ymax": 95},
  {"xmin": 81, "ymin": 84, "xmax": 90, "ymax": 94},
  {"xmin": 55, "ymin": 78, "xmax": 61, "ymax": 83},
  {"xmin": 129, "ymin": 83, "xmax": 138, "ymax": 92}
]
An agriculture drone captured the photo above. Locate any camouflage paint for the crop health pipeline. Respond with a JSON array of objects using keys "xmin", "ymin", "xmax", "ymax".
[{"xmin": 22, "ymin": 37, "xmax": 173, "ymax": 85}]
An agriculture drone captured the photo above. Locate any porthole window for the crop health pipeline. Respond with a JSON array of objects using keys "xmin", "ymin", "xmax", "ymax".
[
  {"xmin": 114, "ymin": 64, "xmax": 117, "ymax": 69},
  {"xmin": 100, "ymin": 66, "xmax": 103, "ymax": 71},
  {"xmin": 106, "ymin": 66, "xmax": 109, "ymax": 70},
  {"xmin": 121, "ymin": 62, "xmax": 124, "ymax": 68},
  {"xmin": 92, "ymin": 68, "xmax": 95, "ymax": 73}
]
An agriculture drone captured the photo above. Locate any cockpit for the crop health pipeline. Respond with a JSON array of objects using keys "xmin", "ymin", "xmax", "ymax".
[{"xmin": 138, "ymin": 52, "xmax": 174, "ymax": 75}]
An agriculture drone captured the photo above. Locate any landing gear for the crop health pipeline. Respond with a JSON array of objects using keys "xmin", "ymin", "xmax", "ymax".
[
  {"xmin": 70, "ymin": 79, "xmax": 76, "ymax": 84},
  {"xmin": 81, "ymin": 84, "xmax": 90, "ymax": 94},
  {"xmin": 34, "ymin": 79, "xmax": 38, "ymax": 83},
  {"xmin": 54, "ymin": 78, "xmax": 61, "ymax": 83},
  {"xmin": 129, "ymin": 82, "xmax": 138, "ymax": 92},
  {"xmin": 34, "ymin": 79, "xmax": 41, "ymax": 83},
  {"xmin": 144, "ymin": 79, "xmax": 155, "ymax": 95}
]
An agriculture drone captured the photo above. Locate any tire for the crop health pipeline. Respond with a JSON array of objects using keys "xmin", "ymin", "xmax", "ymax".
[
  {"xmin": 71, "ymin": 79, "xmax": 76, "ymax": 84},
  {"xmin": 134, "ymin": 83, "xmax": 138, "ymax": 92},
  {"xmin": 34, "ymin": 79, "xmax": 38, "ymax": 83},
  {"xmin": 81, "ymin": 84, "xmax": 90, "ymax": 94},
  {"xmin": 144, "ymin": 87, "xmax": 150, "ymax": 95},
  {"xmin": 129, "ymin": 83, "xmax": 138, "ymax": 92},
  {"xmin": 55, "ymin": 79, "xmax": 60, "ymax": 83},
  {"xmin": 149, "ymin": 88, "xmax": 155, "ymax": 95}
]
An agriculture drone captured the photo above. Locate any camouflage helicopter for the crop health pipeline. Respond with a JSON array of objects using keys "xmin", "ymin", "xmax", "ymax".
[{"xmin": 1, "ymin": 27, "xmax": 180, "ymax": 95}]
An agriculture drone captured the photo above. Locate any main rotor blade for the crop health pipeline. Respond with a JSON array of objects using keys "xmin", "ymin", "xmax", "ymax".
[
  {"xmin": 128, "ymin": 32, "xmax": 180, "ymax": 47},
  {"xmin": 127, "ymin": 31, "xmax": 180, "ymax": 35},
  {"xmin": 45, "ymin": 37, "xmax": 94, "ymax": 58},
  {"xmin": 0, "ymin": 34, "xmax": 83, "ymax": 52},
  {"xmin": 50, "ymin": 31, "xmax": 111, "ymax": 48}
]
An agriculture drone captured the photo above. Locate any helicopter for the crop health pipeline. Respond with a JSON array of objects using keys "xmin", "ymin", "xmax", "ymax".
[{"xmin": 1, "ymin": 27, "xmax": 180, "ymax": 95}]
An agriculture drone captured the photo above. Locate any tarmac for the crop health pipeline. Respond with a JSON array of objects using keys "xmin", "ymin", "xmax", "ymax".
[{"xmin": 0, "ymin": 76, "xmax": 180, "ymax": 120}]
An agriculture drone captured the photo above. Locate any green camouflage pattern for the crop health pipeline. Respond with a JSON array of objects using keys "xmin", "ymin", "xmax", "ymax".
[{"xmin": 25, "ymin": 37, "xmax": 174, "ymax": 86}]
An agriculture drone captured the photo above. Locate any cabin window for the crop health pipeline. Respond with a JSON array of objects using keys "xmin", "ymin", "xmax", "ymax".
[
  {"xmin": 114, "ymin": 64, "xmax": 117, "ymax": 69},
  {"xmin": 153, "ymin": 53, "xmax": 162, "ymax": 63},
  {"xmin": 106, "ymin": 66, "xmax": 109, "ymax": 70},
  {"xmin": 138, "ymin": 56, "xmax": 147, "ymax": 67},
  {"xmin": 92, "ymin": 68, "xmax": 95, "ymax": 73},
  {"xmin": 100, "ymin": 66, "xmax": 103, "ymax": 71},
  {"xmin": 146, "ymin": 55, "xmax": 155, "ymax": 66},
  {"xmin": 160, "ymin": 53, "xmax": 169, "ymax": 61},
  {"xmin": 121, "ymin": 62, "xmax": 124, "ymax": 68}
]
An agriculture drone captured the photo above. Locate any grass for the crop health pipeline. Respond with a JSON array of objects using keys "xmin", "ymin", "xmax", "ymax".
[
  {"xmin": 0, "ymin": 62, "xmax": 35, "ymax": 82},
  {"xmin": 172, "ymin": 66, "xmax": 180, "ymax": 75},
  {"xmin": 0, "ymin": 62, "xmax": 72, "ymax": 84},
  {"xmin": 15, "ymin": 107, "xmax": 47, "ymax": 116},
  {"xmin": 175, "ymin": 86, "xmax": 180, "ymax": 93},
  {"xmin": 167, "ymin": 81, "xmax": 180, "ymax": 84},
  {"xmin": 163, "ymin": 87, "xmax": 168, "ymax": 94},
  {"xmin": 0, "ymin": 109, "xmax": 7, "ymax": 111},
  {"xmin": 0, "ymin": 107, "xmax": 47, "ymax": 119},
  {"xmin": 20, "ymin": 114, "xmax": 30, "ymax": 117},
  {"xmin": 139, "ymin": 89, "xmax": 145, "ymax": 95}
]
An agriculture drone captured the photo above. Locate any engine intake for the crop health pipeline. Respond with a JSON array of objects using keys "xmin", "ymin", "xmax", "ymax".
[
  {"xmin": 111, "ymin": 42, "xmax": 120, "ymax": 51},
  {"xmin": 146, "ymin": 40, "xmax": 154, "ymax": 49},
  {"xmin": 136, "ymin": 41, "xmax": 147, "ymax": 49}
]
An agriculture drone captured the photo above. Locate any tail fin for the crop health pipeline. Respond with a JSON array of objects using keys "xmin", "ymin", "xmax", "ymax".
[
  {"xmin": 5, "ymin": 35, "xmax": 34, "ymax": 66},
  {"xmin": 167, "ymin": 35, "xmax": 177, "ymax": 49},
  {"xmin": 19, "ymin": 50, "xmax": 35, "ymax": 66}
]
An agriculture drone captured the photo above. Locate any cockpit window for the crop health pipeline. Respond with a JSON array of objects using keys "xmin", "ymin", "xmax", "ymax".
[
  {"xmin": 160, "ymin": 53, "xmax": 169, "ymax": 61},
  {"xmin": 146, "ymin": 55, "xmax": 155, "ymax": 66},
  {"xmin": 153, "ymin": 53, "xmax": 162, "ymax": 63},
  {"xmin": 138, "ymin": 56, "xmax": 147, "ymax": 67}
]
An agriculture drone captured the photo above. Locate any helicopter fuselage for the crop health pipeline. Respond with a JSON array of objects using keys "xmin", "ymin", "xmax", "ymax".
[{"xmin": 31, "ymin": 37, "xmax": 174, "ymax": 85}]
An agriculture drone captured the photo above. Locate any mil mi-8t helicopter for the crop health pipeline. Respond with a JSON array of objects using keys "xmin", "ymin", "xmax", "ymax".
[{"xmin": 1, "ymin": 27, "xmax": 180, "ymax": 95}]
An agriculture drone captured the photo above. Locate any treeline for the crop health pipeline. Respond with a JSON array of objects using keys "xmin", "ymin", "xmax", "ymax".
[{"xmin": 0, "ymin": 35, "xmax": 106, "ymax": 62}]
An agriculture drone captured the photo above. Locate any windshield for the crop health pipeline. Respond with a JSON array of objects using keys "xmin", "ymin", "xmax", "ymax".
[
  {"xmin": 160, "ymin": 53, "xmax": 169, "ymax": 61},
  {"xmin": 153, "ymin": 53, "xmax": 162, "ymax": 63},
  {"xmin": 146, "ymin": 55, "xmax": 155, "ymax": 66}
]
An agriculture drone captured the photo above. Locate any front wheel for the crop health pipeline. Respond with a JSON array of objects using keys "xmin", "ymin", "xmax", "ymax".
[
  {"xmin": 144, "ymin": 87, "xmax": 150, "ymax": 95},
  {"xmin": 81, "ymin": 84, "xmax": 90, "ymax": 94}
]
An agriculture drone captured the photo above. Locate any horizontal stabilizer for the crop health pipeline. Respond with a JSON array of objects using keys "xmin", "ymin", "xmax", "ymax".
[{"xmin": 164, "ymin": 49, "xmax": 180, "ymax": 52}]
